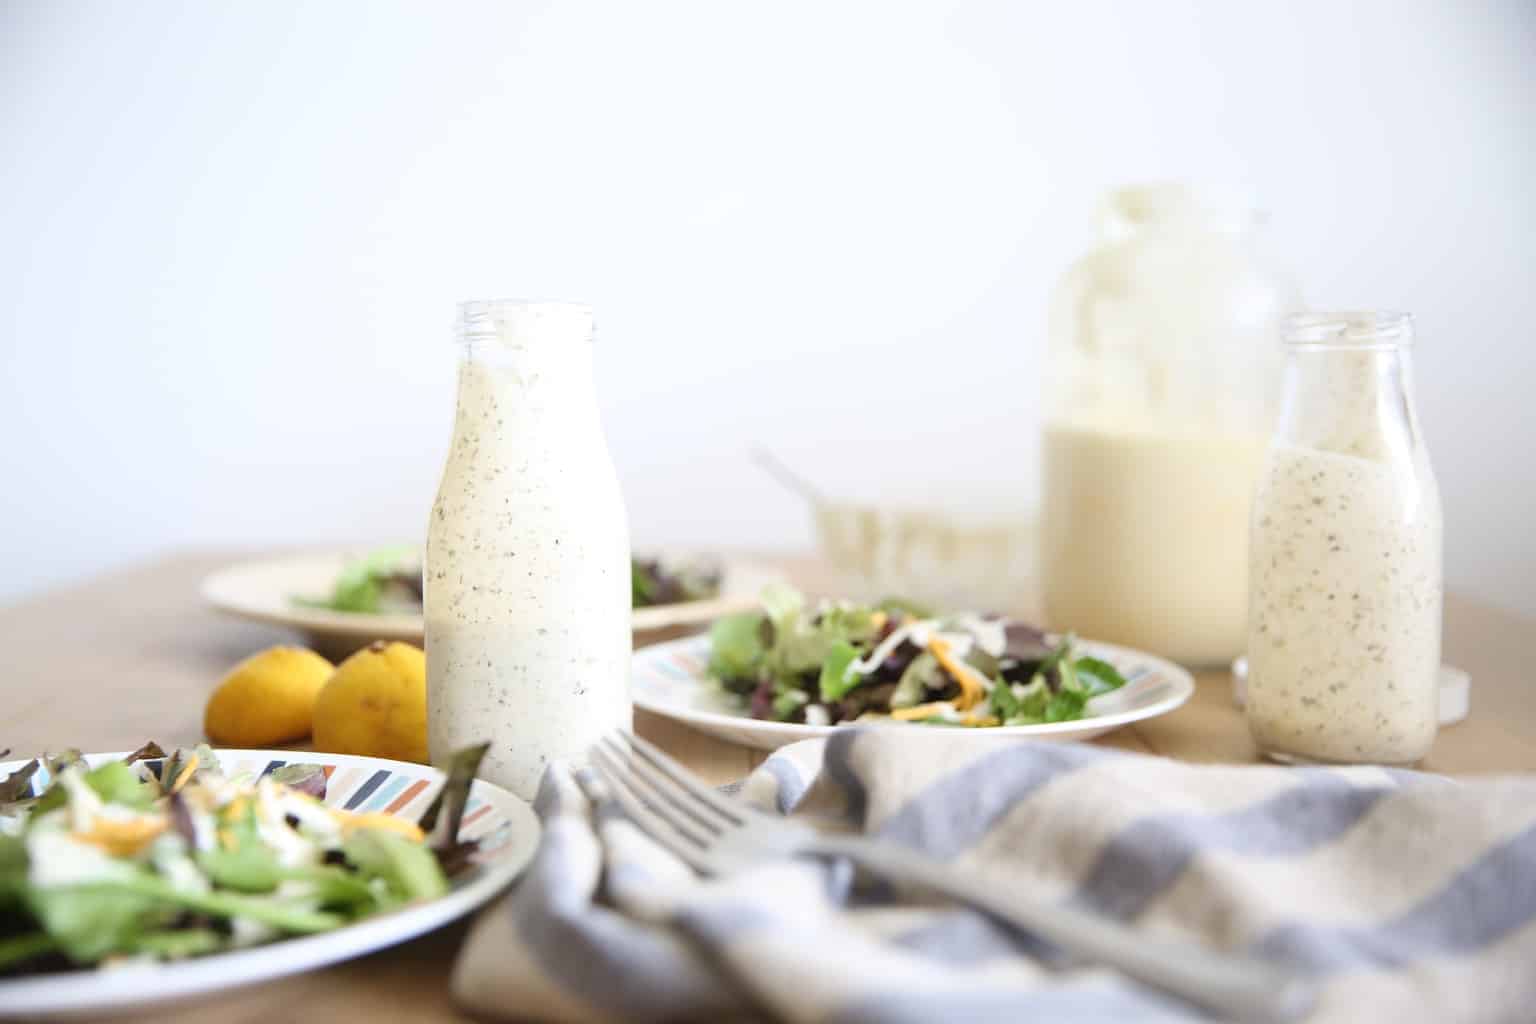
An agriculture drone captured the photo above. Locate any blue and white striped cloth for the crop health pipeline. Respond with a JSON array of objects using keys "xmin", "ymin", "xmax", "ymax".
[{"xmin": 452, "ymin": 731, "xmax": 1536, "ymax": 1023}]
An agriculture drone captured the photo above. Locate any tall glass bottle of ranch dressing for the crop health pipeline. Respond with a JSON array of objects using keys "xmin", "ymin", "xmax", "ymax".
[
  {"xmin": 1248, "ymin": 313, "xmax": 1442, "ymax": 765},
  {"xmin": 425, "ymin": 300, "xmax": 631, "ymax": 798}
]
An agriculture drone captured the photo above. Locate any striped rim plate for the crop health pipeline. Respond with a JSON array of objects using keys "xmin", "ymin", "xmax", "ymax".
[
  {"xmin": 0, "ymin": 749, "xmax": 539, "ymax": 1018},
  {"xmin": 633, "ymin": 633, "xmax": 1196, "ymax": 751}
]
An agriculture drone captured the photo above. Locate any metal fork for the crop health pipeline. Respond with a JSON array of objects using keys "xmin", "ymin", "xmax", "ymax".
[{"xmin": 588, "ymin": 731, "xmax": 1317, "ymax": 1024}]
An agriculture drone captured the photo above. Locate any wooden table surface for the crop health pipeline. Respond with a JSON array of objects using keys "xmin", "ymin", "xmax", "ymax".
[{"xmin": 4, "ymin": 550, "xmax": 1533, "ymax": 1022}]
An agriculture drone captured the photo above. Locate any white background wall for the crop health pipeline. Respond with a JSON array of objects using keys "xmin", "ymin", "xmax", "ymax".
[{"xmin": 3, "ymin": 0, "xmax": 1534, "ymax": 615}]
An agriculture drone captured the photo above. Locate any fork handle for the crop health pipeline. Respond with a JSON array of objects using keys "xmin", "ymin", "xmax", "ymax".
[{"xmin": 808, "ymin": 835, "xmax": 1317, "ymax": 1023}]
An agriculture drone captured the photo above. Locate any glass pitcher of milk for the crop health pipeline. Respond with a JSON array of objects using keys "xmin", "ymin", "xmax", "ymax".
[
  {"xmin": 425, "ymin": 300, "xmax": 631, "ymax": 798},
  {"xmin": 1248, "ymin": 312, "xmax": 1442, "ymax": 765},
  {"xmin": 1041, "ymin": 183, "xmax": 1298, "ymax": 665}
]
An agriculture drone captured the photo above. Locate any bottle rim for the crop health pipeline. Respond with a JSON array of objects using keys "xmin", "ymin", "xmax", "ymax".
[
  {"xmin": 455, "ymin": 299, "xmax": 593, "ymax": 346},
  {"xmin": 1284, "ymin": 311, "xmax": 1412, "ymax": 350}
]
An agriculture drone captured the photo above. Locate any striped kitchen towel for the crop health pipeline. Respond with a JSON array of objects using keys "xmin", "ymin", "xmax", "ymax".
[{"xmin": 452, "ymin": 731, "xmax": 1536, "ymax": 1023}]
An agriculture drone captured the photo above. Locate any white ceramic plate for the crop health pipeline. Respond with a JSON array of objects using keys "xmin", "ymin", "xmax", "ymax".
[
  {"xmin": 0, "ymin": 749, "xmax": 539, "ymax": 1019},
  {"xmin": 633, "ymin": 633, "xmax": 1196, "ymax": 751},
  {"xmin": 201, "ymin": 550, "xmax": 781, "ymax": 658}
]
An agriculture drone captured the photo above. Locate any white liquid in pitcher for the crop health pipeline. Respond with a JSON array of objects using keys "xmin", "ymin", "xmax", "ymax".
[{"xmin": 1041, "ymin": 422, "xmax": 1267, "ymax": 665}]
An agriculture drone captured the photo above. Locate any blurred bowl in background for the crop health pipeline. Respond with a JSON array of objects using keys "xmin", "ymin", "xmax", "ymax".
[{"xmin": 811, "ymin": 501, "xmax": 1040, "ymax": 619}]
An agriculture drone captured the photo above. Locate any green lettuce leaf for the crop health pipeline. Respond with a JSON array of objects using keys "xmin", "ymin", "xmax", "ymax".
[
  {"xmin": 999, "ymin": 677, "xmax": 1051, "ymax": 725},
  {"xmin": 771, "ymin": 600, "xmax": 881, "ymax": 679},
  {"xmin": 758, "ymin": 583, "xmax": 805, "ymax": 624},
  {"xmin": 630, "ymin": 561, "xmax": 653, "ymax": 605},
  {"xmin": 989, "ymin": 674, "xmax": 1021, "ymax": 719},
  {"xmin": 343, "ymin": 829, "xmax": 447, "ymax": 903},
  {"xmin": 708, "ymin": 612, "xmax": 768, "ymax": 681},
  {"xmin": 24, "ymin": 882, "xmax": 164, "ymax": 962},
  {"xmin": 279, "ymin": 864, "xmax": 385, "ymax": 911},
  {"xmin": 892, "ymin": 653, "xmax": 941, "ymax": 709},
  {"xmin": 198, "ymin": 803, "xmax": 282, "ymax": 893},
  {"xmin": 32, "ymin": 760, "xmax": 155, "ymax": 817},
  {"xmin": 1044, "ymin": 688, "xmax": 1089, "ymax": 722},
  {"xmin": 0, "ymin": 932, "xmax": 57, "ymax": 970},
  {"xmin": 818, "ymin": 641, "xmax": 864, "ymax": 703},
  {"xmin": 128, "ymin": 928, "xmax": 225, "ymax": 959},
  {"xmin": 1073, "ymin": 656, "xmax": 1128, "ymax": 696},
  {"xmin": 122, "ymin": 874, "xmax": 345, "ymax": 932},
  {"xmin": 876, "ymin": 596, "xmax": 934, "ymax": 619},
  {"xmin": 771, "ymin": 688, "xmax": 809, "ymax": 721}
]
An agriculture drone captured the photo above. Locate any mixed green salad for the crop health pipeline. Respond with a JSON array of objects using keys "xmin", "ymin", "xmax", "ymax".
[
  {"xmin": 297, "ymin": 546, "xmax": 721, "ymax": 614},
  {"xmin": 0, "ymin": 742, "xmax": 487, "ymax": 977},
  {"xmin": 709, "ymin": 586, "xmax": 1128, "ymax": 728}
]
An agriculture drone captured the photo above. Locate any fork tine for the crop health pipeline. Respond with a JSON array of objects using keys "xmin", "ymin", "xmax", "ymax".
[
  {"xmin": 599, "ymin": 736, "xmax": 733, "ymax": 834},
  {"xmin": 588, "ymin": 745, "xmax": 717, "ymax": 873},
  {"xmin": 616, "ymin": 731, "xmax": 750, "ymax": 826}
]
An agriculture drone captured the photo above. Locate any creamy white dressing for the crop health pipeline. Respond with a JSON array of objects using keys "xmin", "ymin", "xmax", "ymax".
[
  {"xmin": 425, "ymin": 302, "xmax": 631, "ymax": 799},
  {"xmin": 59, "ymin": 769, "xmax": 103, "ymax": 833},
  {"xmin": 279, "ymin": 793, "xmax": 341, "ymax": 842},
  {"xmin": 230, "ymin": 918, "xmax": 279, "ymax": 948},
  {"xmin": 1043, "ymin": 424, "xmax": 1267, "ymax": 666},
  {"xmin": 254, "ymin": 780, "xmax": 319, "ymax": 868},
  {"xmin": 1247, "ymin": 324, "xmax": 1442, "ymax": 765},
  {"xmin": 150, "ymin": 836, "xmax": 211, "ymax": 894},
  {"xmin": 26, "ymin": 829, "xmax": 136, "ymax": 887},
  {"xmin": 847, "ymin": 623, "xmax": 917, "ymax": 677},
  {"xmin": 845, "ymin": 620, "xmax": 982, "ymax": 678},
  {"xmin": 947, "ymin": 614, "xmax": 1008, "ymax": 658},
  {"xmin": 1248, "ymin": 445, "xmax": 1441, "ymax": 764}
]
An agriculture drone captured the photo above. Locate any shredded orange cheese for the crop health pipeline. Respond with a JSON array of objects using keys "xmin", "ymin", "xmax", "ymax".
[
  {"xmin": 927, "ymin": 637, "xmax": 987, "ymax": 711},
  {"xmin": 171, "ymin": 754, "xmax": 200, "ymax": 794},
  {"xmin": 74, "ymin": 817, "xmax": 168, "ymax": 856},
  {"xmin": 890, "ymin": 702, "xmax": 954, "ymax": 721},
  {"xmin": 332, "ymin": 810, "xmax": 426, "ymax": 843}
]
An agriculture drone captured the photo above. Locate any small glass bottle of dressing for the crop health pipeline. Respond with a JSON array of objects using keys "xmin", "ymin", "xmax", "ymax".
[
  {"xmin": 425, "ymin": 301, "xmax": 632, "ymax": 798},
  {"xmin": 1247, "ymin": 312, "xmax": 1442, "ymax": 765}
]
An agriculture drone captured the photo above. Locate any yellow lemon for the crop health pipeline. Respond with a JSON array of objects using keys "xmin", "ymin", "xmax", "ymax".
[
  {"xmin": 205, "ymin": 647, "xmax": 335, "ymax": 747},
  {"xmin": 311, "ymin": 641, "xmax": 428, "ymax": 763}
]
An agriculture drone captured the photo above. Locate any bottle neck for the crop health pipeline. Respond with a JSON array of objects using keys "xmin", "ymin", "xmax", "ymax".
[
  {"xmin": 455, "ymin": 299, "xmax": 593, "ymax": 364},
  {"xmin": 454, "ymin": 298, "xmax": 595, "ymax": 388},
  {"xmin": 1276, "ymin": 327, "xmax": 1422, "ymax": 462},
  {"xmin": 450, "ymin": 300, "xmax": 601, "ymax": 436}
]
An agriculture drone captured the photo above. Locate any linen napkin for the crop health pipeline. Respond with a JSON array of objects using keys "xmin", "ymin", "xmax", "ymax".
[{"xmin": 452, "ymin": 731, "xmax": 1536, "ymax": 1023}]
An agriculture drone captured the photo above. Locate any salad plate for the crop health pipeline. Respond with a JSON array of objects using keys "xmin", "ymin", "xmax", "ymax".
[
  {"xmin": 633, "ymin": 632, "xmax": 1196, "ymax": 751},
  {"xmin": 201, "ymin": 549, "xmax": 782, "ymax": 658},
  {"xmin": 0, "ymin": 748, "xmax": 539, "ymax": 1018}
]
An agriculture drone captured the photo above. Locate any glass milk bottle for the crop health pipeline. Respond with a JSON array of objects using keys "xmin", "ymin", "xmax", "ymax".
[
  {"xmin": 425, "ymin": 300, "xmax": 631, "ymax": 798},
  {"xmin": 1247, "ymin": 313, "xmax": 1442, "ymax": 765}
]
